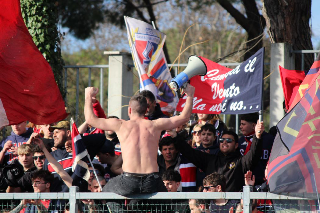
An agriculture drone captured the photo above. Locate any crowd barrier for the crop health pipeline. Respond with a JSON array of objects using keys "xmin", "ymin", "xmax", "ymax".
[{"xmin": 0, "ymin": 186, "xmax": 319, "ymax": 212}]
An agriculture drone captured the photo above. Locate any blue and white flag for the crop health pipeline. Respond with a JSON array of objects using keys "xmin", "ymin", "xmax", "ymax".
[
  {"xmin": 71, "ymin": 122, "xmax": 90, "ymax": 181},
  {"xmin": 125, "ymin": 16, "xmax": 179, "ymax": 114}
]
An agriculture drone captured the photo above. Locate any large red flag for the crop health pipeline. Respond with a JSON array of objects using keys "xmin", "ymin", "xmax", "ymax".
[
  {"xmin": 287, "ymin": 54, "xmax": 320, "ymax": 112},
  {"xmin": 279, "ymin": 66, "xmax": 305, "ymax": 111},
  {"xmin": 0, "ymin": 0, "xmax": 67, "ymax": 127}
]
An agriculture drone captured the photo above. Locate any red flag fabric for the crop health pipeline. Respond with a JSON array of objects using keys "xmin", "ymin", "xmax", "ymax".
[
  {"xmin": 279, "ymin": 66, "xmax": 305, "ymax": 111},
  {"xmin": 287, "ymin": 54, "xmax": 320, "ymax": 112},
  {"xmin": 0, "ymin": 0, "xmax": 67, "ymax": 127}
]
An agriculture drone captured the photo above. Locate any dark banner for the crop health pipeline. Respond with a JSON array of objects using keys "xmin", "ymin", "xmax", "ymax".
[{"xmin": 176, "ymin": 48, "xmax": 264, "ymax": 114}]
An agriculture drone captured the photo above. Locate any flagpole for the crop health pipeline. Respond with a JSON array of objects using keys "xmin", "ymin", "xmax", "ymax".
[
  {"xmin": 87, "ymin": 152, "xmax": 103, "ymax": 191},
  {"xmin": 313, "ymin": 173, "xmax": 320, "ymax": 212},
  {"xmin": 151, "ymin": 21, "xmax": 156, "ymax": 29},
  {"xmin": 70, "ymin": 117, "xmax": 103, "ymax": 191},
  {"xmin": 259, "ymin": 47, "xmax": 265, "ymax": 123}
]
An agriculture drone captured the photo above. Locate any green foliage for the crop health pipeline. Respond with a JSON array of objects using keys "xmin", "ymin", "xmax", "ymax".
[
  {"xmin": 62, "ymin": 49, "xmax": 110, "ymax": 124},
  {"xmin": 174, "ymin": 0, "xmax": 237, "ymax": 10},
  {"xmin": 57, "ymin": 0, "xmax": 104, "ymax": 39},
  {"xmin": 20, "ymin": 0, "xmax": 65, "ymax": 98}
]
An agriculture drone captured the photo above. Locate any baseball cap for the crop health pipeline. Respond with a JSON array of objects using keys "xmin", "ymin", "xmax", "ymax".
[
  {"xmin": 49, "ymin": 121, "xmax": 70, "ymax": 132},
  {"xmin": 100, "ymin": 140, "xmax": 115, "ymax": 154}
]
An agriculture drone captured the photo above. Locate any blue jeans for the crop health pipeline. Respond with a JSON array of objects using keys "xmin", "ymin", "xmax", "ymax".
[{"xmin": 102, "ymin": 172, "xmax": 167, "ymax": 196}]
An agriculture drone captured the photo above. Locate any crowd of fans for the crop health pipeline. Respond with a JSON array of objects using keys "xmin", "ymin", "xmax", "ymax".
[{"xmin": 0, "ymin": 89, "xmax": 275, "ymax": 212}]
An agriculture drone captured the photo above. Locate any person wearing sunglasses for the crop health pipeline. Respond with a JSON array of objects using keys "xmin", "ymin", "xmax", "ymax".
[
  {"xmin": 33, "ymin": 146, "xmax": 46, "ymax": 170},
  {"xmin": 174, "ymin": 121, "xmax": 264, "ymax": 192},
  {"xmin": 191, "ymin": 124, "xmax": 203, "ymax": 148}
]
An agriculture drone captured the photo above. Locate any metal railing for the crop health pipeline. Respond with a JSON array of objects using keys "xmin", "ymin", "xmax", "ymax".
[
  {"xmin": 291, "ymin": 50, "xmax": 319, "ymax": 70},
  {"xmin": 1, "ymin": 186, "xmax": 319, "ymax": 212},
  {"xmin": 62, "ymin": 63, "xmax": 241, "ymax": 126}
]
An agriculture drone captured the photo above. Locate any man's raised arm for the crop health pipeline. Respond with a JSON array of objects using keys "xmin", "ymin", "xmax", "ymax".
[
  {"xmin": 154, "ymin": 84, "xmax": 195, "ymax": 130},
  {"xmin": 84, "ymin": 87, "xmax": 120, "ymax": 131}
]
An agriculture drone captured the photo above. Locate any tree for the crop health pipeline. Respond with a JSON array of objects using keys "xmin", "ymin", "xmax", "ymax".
[
  {"xmin": 101, "ymin": 0, "xmax": 173, "ymax": 65},
  {"xmin": 21, "ymin": 0, "xmax": 65, "ymax": 97},
  {"xmin": 175, "ymin": 0, "xmax": 266, "ymax": 60},
  {"xmin": 56, "ymin": 0, "xmax": 105, "ymax": 40},
  {"xmin": 261, "ymin": 0, "xmax": 313, "ymax": 70}
]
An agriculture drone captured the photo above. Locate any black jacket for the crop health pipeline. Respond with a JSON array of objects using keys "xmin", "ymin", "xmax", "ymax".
[
  {"xmin": 238, "ymin": 132, "xmax": 274, "ymax": 185},
  {"xmin": 147, "ymin": 103, "xmax": 168, "ymax": 120},
  {"xmin": 43, "ymin": 133, "xmax": 106, "ymax": 192},
  {"xmin": 176, "ymin": 134, "xmax": 263, "ymax": 192}
]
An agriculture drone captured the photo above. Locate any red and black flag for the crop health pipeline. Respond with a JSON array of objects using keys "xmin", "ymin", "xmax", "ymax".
[
  {"xmin": 287, "ymin": 55, "xmax": 320, "ymax": 111},
  {"xmin": 268, "ymin": 54, "xmax": 320, "ymax": 211}
]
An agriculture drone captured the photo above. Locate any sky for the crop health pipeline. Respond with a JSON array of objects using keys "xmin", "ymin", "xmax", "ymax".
[
  {"xmin": 311, "ymin": 1, "xmax": 320, "ymax": 49},
  {"xmin": 62, "ymin": 2, "xmax": 320, "ymax": 54}
]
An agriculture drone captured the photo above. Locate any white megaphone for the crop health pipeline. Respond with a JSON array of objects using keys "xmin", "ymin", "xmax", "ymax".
[{"xmin": 169, "ymin": 55, "xmax": 207, "ymax": 91}]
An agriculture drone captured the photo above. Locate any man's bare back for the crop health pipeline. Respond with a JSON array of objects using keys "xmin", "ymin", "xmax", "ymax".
[
  {"xmin": 84, "ymin": 85, "xmax": 195, "ymax": 175},
  {"xmin": 118, "ymin": 119, "xmax": 161, "ymax": 173}
]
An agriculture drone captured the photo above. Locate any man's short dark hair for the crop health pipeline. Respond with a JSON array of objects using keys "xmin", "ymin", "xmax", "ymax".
[
  {"xmin": 203, "ymin": 172, "xmax": 226, "ymax": 192},
  {"xmin": 139, "ymin": 90, "xmax": 155, "ymax": 102},
  {"xmin": 159, "ymin": 136, "xmax": 177, "ymax": 151},
  {"xmin": 91, "ymin": 164, "xmax": 106, "ymax": 177},
  {"xmin": 129, "ymin": 94, "xmax": 148, "ymax": 115},
  {"xmin": 162, "ymin": 170, "xmax": 181, "ymax": 182},
  {"xmin": 240, "ymin": 113, "xmax": 259, "ymax": 124},
  {"xmin": 221, "ymin": 130, "xmax": 238, "ymax": 144},
  {"xmin": 200, "ymin": 124, "xmax": 216, "ymax": 135},
  {"xmin": 32, "ymin": 170, "xmax": 54, "ymax": 184},
  {"xmin": 33, "ymin": 145, "xmax": 44, "ymax": 154}
]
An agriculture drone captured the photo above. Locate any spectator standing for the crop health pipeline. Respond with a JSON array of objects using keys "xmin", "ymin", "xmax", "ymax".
[
  {"xmin": 8, "ymin": 144, "xmax": 37, "ymax": 193},
  {"xmin": 175, "ymin": 122, "xmax": 264, "ymax": 192},
  {"xmin": 0, "ymin": 121, "xmax": 33, "ymax": 164},
  {"xmin": 140, "ymin": 90, "xmax": 169, "ymax": 120},
  {"xmin": 106, "ymin": 116, "xmax": 121, "ymax": 156},
  {"xmin": 189, "ymin": 199, "xmax": 210, "ymax": 213},
  {"xmin": 95, "ymin": 140, "xmax": 118, "ymax": 182},
  {"xmin": 203, "ymin": 173, "xmax": 239, "ymax": 212},
  {"xmin": 191, "ymin": 124, "xmax": 203, "ymax": 148},
  {"xmin": 158, "ymin": 135, "xmax": 197, "ymax": 192},
  {"xmin": 193, "ymin": 114, "xmax": 228, "ymax": 142},
  {"xmin": 162, "ymin": 170, "xmax": 189, "ymax": 213},
  {"xmin": 10, "ymin": 170, "xmax": 56, "ymax": 213},
  {"xmin": 162, "ymin": 170, "xmax": 181, "ymax": 192},
  {"xmin": 194, "ymin": 124, "xmax": 219, "ymax": 188},
  {"xmin": 43, "ymin": 121, "xmax": 73, "ymax": 192},
  {"xmin": 43, "ymin": 121, "xmax": 105, "ymax": 192},
  {"xmin": 238, "ymin": 113, "xmax": 274, "ymax": 185},
  {"xmin": 39, "ymin": 124, "xmax": 54, "ymax": 151},
  {"xmin": 196, "ymin": 124, "xmax": 219, "ymax": 153},
  {"xmin": 33, "ymin": 146, "xmax": 46, "ymax": 170}
]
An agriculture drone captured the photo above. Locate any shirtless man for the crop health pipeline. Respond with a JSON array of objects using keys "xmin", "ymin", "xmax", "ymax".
[{"xmin": 84, "ymin": 84, "xmax": 194, "ymax": 195}]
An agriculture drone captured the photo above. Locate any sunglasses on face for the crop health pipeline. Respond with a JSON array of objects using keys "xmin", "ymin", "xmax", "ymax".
[
  {"xmin": 218, "ymin": 138, "xmax": 234, "ymax": 143},
  {"xmin": 33, "ymin": 155, "xmax": 46, "ymax": 160},
  {"xmin": 192, "ymin": 130, "xmax": 201, "ymax": 135}
]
